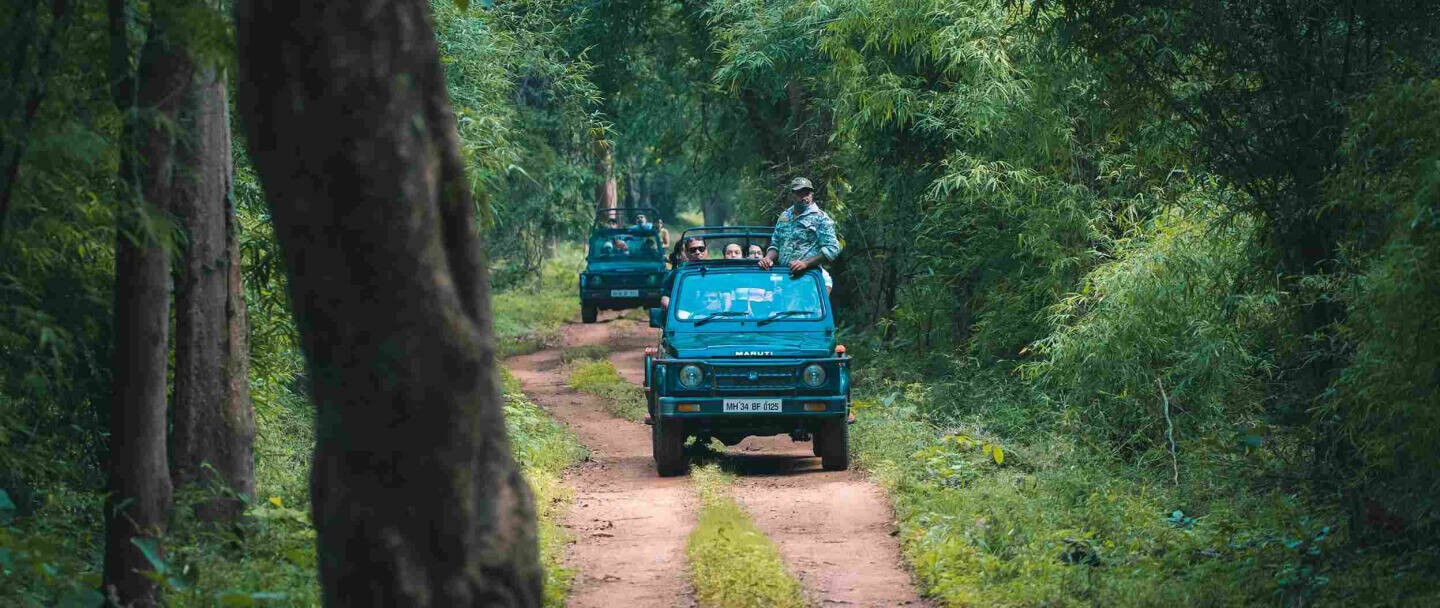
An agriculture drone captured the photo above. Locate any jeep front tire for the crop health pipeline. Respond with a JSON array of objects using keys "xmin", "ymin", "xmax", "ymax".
[
  {"xmin": 819, "ymin": 417, "xmax": 849, "ymax": 471},
  {"xmin": 654, "ymin": 419, "xmax": 687, "ymax": 476}
]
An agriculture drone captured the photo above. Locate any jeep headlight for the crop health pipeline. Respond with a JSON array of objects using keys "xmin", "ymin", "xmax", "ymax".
[
  {"xmin": 801, "ymin": 364, "xmax": 826, "ymax": 387},
  {"xmin": 678, "ymin": 364, "xmax": 704, "ymax": 388},
  {"xmin": 647, "ymin": 274, "xmax": 659, "ymax": 286},
  {"xmin": 591, "ymin": 275, "xmax": 602, "ymax": 287}
]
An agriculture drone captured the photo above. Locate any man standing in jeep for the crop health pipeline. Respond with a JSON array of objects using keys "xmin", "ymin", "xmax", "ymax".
[{"xmin": 758, "ymin": 176, "xmax": 841, "ymax": 293}]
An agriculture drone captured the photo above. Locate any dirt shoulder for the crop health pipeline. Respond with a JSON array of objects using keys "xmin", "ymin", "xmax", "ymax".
[{"xmin": 507, "ymin": 312, "xmax": 696, "ymax": 608}]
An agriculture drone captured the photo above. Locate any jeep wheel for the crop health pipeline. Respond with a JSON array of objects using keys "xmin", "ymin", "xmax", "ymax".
[
  {"xmin": 654, "ymin": 419, "xmax": 687, "ymax": 476},
  {"xmin": 819, "ymin": 417, "xmax": 849, "ymax": 471},
  {"xmin": 581, "ymin": 304, "xmax": 598, "ymax": 323},
  {"xmin": 812, "ymin": 432, "xmax": 824, "ymax": 457}
]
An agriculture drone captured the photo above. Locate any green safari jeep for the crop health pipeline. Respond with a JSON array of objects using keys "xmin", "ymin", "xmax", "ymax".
[
  {"xmin": 644, "ymin": 244, "xmax": 850, "ymax": 476},
  {"xmin": 579, "ymin": 207, "xmax": 667, "ymax": 323}
]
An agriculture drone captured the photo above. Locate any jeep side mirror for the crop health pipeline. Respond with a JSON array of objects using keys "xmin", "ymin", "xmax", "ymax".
[{"xmin": 648, "ymin": 307, "xmax": 665, "ymax": 328}]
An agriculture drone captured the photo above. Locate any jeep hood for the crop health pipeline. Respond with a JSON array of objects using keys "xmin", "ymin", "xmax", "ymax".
[{"xmin": 667, "ymin": 330, "xmax": 834, "ymax": 359}]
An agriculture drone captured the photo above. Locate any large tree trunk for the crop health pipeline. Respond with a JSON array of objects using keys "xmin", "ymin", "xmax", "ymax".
[
  {"xmin": 171, "ymin": 60, "xmax": 255, "ymax": 522},
  {"xmin": 103, "ymin": 2, "xmax": 193, "ymax": 604},
  {"xmin": 233, "ymin": 1, "xmax": 541, "ymax": 605}
]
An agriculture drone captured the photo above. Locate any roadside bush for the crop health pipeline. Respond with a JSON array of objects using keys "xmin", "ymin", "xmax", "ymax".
[
  {"xmin": 1320, "ymin": 79, "xmax": 1440, "ymax": 540},
  {"xmin": 1030, "ymin": 208, "xmax": 1268, "ymax": 460},
  {"xmin": 493, "ymin": 248, "xmax": 583, "ymax": 357}
]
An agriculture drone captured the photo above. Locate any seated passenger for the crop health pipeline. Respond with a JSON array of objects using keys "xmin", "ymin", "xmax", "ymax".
[
  {"xmin": 747, "ymin": 244, "xmax": 764, "ymax": 259},
  {"xmin": 724, "ymin": 243, "xmax": 743, "ymax": 259},
  {"xmin": 611, "ymin": 237, "xmax": 630, "ymax": 255},
  {"xmin": 661, "ymin": 237, "xmax": 708, "ymax": 309},
  {"xmin": 640, "ymin": 238, "xmax": 658, "ymax": 256}
]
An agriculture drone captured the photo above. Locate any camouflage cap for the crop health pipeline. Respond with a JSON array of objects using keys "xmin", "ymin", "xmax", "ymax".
[{"xmin": 788, "ymin": 176, "xmax": 815, "ymax": 191}]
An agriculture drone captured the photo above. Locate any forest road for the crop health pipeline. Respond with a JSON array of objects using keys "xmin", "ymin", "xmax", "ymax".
[{"xmin": 507, "ymin": 310, "xmax": 927, "ymax": 608}]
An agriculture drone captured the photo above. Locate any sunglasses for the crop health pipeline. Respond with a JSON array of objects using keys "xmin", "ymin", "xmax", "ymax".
[{"xmin": 687, "ymin": 246, "xmax": 707, "ymax": 253}]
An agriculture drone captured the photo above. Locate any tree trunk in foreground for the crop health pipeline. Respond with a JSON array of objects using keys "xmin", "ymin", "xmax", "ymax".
[
  {"xmin": 103, "ymin": 3, "xmax": 192, "ymax": 603},
  {"xmin": 233, "ymin": 1, "xmax": 541, "ymax": 605},
  {"xmin": 172, "ymin": 61, "xmax": 255, "ymax": 522}
]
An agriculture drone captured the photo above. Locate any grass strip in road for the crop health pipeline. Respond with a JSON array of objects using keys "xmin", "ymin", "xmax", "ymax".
[
  {"xmin": 686, "ymin": 465, "xmax": 806, "ymax": 608},
  {"xmin": 502, "ymin": 368, "xmax": 590, "ymax": 607},
  {"xmin": 566, "ymin": 358, "xmax": 648, "ymax": 422},
  {"xmin": 561, "ymin": 343, "xmax": 610, "ymax": 364}
]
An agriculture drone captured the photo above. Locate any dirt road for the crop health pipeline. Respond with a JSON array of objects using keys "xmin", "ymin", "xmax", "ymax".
[{"xmin": 506, "ymin": 311, "xmax": 925, "ymax": 607}]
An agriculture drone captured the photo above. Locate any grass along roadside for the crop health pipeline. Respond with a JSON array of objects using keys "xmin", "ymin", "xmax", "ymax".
[
  {"xmin": 502, "ymin": 367, "xmax": 590, "ymax": 607},
  {"xmin": 566, "ymin": 357, "xmax": 648, "ymax": 422},
  {"xmin": 686, "ymin": 464, "xmax": 807, "ymax": 608},
  {"xmin": 848, "ymin": 373, "xmax": 1433, "ymax": 606},
  {"xmin": 494, "ymin": 248, "xmax": 584, "ymax": 358}
]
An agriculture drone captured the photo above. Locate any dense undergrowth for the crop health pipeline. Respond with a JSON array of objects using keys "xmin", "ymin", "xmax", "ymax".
[
  {"xmin": 493, "ymin": 247, "xmax": 584, "ymax": 358},
  {"xmin": 850, "ymin": 361, "xmax": 1440, "ymax": 606},
  {"xmin": 0, "ymin": 255, "xmax": 589, "ymax": 605}
]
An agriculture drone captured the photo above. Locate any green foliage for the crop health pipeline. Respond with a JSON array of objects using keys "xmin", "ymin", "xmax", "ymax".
[
  {"xmin": 566, "ymin": 358, "xmax": 647, "ymax": 422},
  {"xmin": 850, "ymin": 380, "xmax": 1440, "ymax": 606},
  {"xmin": 1032, "ymin": 208, "xmax": 1268, "ymax": 456},
  {"xmin": 493, "ymin": 247, "xmax": 584, "ymax": 357},
  {"xmin": 686, "ymin": 465, "xmax": 806, "ymax": 608},
  {"xmin": 433, "ymin": 0, "xmax": 606, "ymax": 275},
  {"xmin": 1319, "ymin": 79, "xmax": 1440, "ymax": 534}
]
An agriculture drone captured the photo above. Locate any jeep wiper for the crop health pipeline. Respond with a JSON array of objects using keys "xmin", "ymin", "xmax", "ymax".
[
  {"xmin": 756, "ymin": 310, "xmax": 813, "ymax": 326},
  {"xmin": 693, "ymin": 311, "xmax": 747, "ymax": 326}
]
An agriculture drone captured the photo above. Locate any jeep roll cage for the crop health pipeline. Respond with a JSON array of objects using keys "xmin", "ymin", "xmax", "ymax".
[{"xmin": 670, "ymin": 226, "xmax": 773, "ymax": 266}]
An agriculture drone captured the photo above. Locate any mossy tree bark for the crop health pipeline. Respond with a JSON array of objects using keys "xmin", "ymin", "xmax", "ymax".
[
  {"xmin": 171, "ymin": 60, "xmax": 255, "ymax": 522},
  {"xmin": 233, "ymin": 1, "xmax": 541, "ymax": 605}
]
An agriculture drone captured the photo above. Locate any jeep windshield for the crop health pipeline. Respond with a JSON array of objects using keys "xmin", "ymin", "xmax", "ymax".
[
  {"xmin": 587, "ymin": 229, "xmax": 663, "ymax": 260},
  {"xmin": 673, "ymin": 271, "xmax": 823, "ymax": 323}
]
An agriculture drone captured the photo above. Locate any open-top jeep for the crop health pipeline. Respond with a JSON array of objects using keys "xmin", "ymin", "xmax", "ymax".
[
  {"xmin": 645, "ymin": 228, "xmax": 850, "ymax": 476},
  {"xmin": 579, "ymin": 207, "xmax": 666, "ymax": 323}
]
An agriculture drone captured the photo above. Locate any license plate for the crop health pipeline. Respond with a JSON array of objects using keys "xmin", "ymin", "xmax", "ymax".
[
  {"xmin": 610, "ymin": 289, "xmax": 639, "ymax": 298},
  {"xmin": 723, "ymin": 398, "xmax": 783, "ymax": 413}
]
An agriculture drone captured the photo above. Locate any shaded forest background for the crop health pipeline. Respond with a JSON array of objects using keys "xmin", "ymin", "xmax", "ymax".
[{"xmin": 2, "ymin": 0, "xmax": 1438, "ymax": 605}]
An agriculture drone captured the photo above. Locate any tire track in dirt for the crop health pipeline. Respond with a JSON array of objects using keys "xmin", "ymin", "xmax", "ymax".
[{"xmin": 506, "ymin": 311, "xmax": 696, "ymax": 608}]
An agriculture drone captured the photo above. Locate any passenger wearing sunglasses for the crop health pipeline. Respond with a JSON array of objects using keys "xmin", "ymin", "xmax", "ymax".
[{"xmin": 661, "ymin": 237, "xmax": 709, "ymax": 309}]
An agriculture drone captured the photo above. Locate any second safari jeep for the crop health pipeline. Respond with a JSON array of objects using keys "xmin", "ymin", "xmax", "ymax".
[
  {"xmin": 645, "ymin": 255, "xmax": 850, "ymax": 476},
  {"xmin": 579, "ymin": 207, "xmax": 666, "ymax": 323}
]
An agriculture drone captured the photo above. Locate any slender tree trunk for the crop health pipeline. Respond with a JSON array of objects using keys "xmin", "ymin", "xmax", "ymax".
[
  {"xmin": 234, "ymin": 1, "xmax": 541, "ymax": 605},
  {"xmin": 701, "ymin": 191, "xmax": 730, "ymax": 227},
  {"xmin": 595, "ymin": 145, "xmax": 617, "ymax": 212},
  {"xmin": 0, "ymin": 0, "xmax": 73, "ymax": 240},
  {"xmin": 103, "ymin": 2, "xmax": 193, "ymax": 603},
  {"xmin": 171, "ymin": 60, "xmax": 255, "ymax": 522}
]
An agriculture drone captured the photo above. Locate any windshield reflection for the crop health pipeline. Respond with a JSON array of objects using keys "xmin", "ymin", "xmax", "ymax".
[{"xmin": 674, "ymin": 272, "xmax": 823, "ymax": 323}]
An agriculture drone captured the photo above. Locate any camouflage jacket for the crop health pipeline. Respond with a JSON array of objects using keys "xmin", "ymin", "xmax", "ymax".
[{"xmin": 767, "ymin": 202, "xmax": 841, "ymax": 265}]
